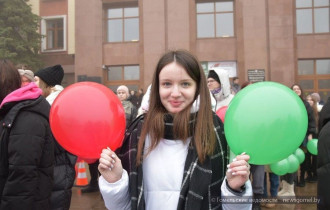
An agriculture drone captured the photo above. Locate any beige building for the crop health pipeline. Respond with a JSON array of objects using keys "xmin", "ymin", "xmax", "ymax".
[{"xmin": 32, "ymin": 0, "xmax": 330, "ymax": 102}]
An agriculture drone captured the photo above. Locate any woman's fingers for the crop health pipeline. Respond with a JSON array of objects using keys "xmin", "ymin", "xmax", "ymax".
[
  {"xmin": 227, "ymin": 163, "xmax": 249, "ymax": 175},
  {"xmin": 99, "ymin": 148, "xmax": 118, "ymax": 169},
  {"xmin": 233, "ymin": 153, "xmax": 250, "ymax": 162},
  {"xmin": 99, "ymin": 147, "xmax": 123, "ymax": 183},
  {"xmin": 99, "ymin": 162, "xmax": 111, "ymax": 170},
  {"xmin": 227, "ymin": 154, "xmax": 251, "ymax": 176}
]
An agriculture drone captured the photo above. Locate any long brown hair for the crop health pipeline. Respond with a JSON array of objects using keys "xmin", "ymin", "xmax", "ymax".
[
  {"xmin": 0, "ymin": 59, "xmax": 21, "ymax": 104},
  {"xmin": 291, "ymin": 84, "xmax": 304, "ymax": 101},
  {"xmin": 36, "ymin": 77, "xmax": 52, "ymax": 98},
  {"xmin": 308, "ymin": 94, "xmax": 319, "ymax": 130},
  {"xmin": 136, "ymin": 50, "xmax": 215, "ymax": 165}
]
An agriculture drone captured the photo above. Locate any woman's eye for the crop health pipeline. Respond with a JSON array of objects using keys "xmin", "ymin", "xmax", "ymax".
[
  {"xmin": 162, "ymin": 82, "xmax": 171, "ymax": 87},
  {"xmin": 182, "ymin": 82, "xmax": 190, "ymax": 87}
]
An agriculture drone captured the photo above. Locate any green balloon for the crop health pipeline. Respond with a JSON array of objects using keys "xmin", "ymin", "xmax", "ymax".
[
  {"xmin": 294, "ymin": 148, "xmax": 305, "ymax": 164},
  {"xmin": 224, "ymin": 82, "xmax": 308, "ymax": 164},
  {"xmin": 270, "ymin": 159, "xmax": 289, "ymax": 176},
  {"xmin": 307, "ymin": 139, "xmax": 318, "ymax": 155},
  {"xmin": 287, "ymin": 154, "xmax": 300, "ymax": 173}
]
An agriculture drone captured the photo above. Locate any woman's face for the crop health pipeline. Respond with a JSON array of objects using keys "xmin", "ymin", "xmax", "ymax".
[
  {"xmin": 159, "ymin": 62, "xmax": 197, "ymax": 114},
  {"xmin": 292, "ymin": 85, "xmax": 301, "ymax": 96},
  {"xmin": 34, "ymin": 76, "xmax": 40, "ymax": 87},
  {"xmin": 207, "ymin": 78, "xmax": 220, "ymax": 91},
  {"xmin": 117, "ymin": 90, "xmax": 128, "ymax": 101},
  {"xmin": 306, "ymin": 95, "xmax": 314, "ymax": 107},
  {"xmin": 21, "ymin": 75, "xmax": 31, "ymax": 87}
]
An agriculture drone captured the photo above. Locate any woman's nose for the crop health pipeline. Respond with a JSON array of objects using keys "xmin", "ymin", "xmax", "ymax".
[{"xmin": 171, "ymin": 86, "xmax": 181, "ymax": 97}]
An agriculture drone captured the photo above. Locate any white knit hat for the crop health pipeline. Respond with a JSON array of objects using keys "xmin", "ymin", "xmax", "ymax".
[
  {"xmin": 117, "ymin": 85, "xmax": 130, "ymax": 96},
  {"xmin": 18, "ymin": 69, "xmax": 35, "ymax": 82}
]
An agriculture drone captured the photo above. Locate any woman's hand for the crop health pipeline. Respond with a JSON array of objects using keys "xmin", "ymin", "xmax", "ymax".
[
  {"xmin": 307, "ymin": 134, "xmax": 312, "ymax": 140},
  {"xmin": 226, "ymin": 153, "xmax": 250, "ymax": 191},
  {"xmin": 98, "ymin": 147, "xmax": 123, "ymax": 183}
]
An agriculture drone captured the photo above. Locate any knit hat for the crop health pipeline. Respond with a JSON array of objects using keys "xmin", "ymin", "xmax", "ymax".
[
  {"xmin": 18, "ymin": 69, "xmax": 35, "ymax": 82},
  {"xmin": 117, "ymin": 85, "xmax": 130, "ymax": 96},
  {"xmin": 34, "ymin": 65, "xmax": 64, "ymax": 86},
  {"xmin": 207, "ymin": 70, "xmax": 220, "ymax": 84}
]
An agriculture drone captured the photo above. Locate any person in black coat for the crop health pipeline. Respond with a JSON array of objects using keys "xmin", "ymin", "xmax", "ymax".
[
  {"xmin": 317, "ymin": 97, "xmax": 330, "ymax": 210},
  {"xmin": 0, "ymin": 59, "xmax": 54, "ymax": 210},
  {"xmin": 128, "ymin": 90, "xmax": 139, "ymax": 108},
  {"xmin": 292, "ymin": 84, "xmax": 316, "ymax": 187},
  {"xmin": 278, "ymin": 84, "xmax": 316, "ymax": 196},
  {"xmin": 137, "ymin": 88, "xmax": 144, "ymax": 108},
  {"xmin": 35, "ymin": 65, "xmax": 77, "ymax": 209}
]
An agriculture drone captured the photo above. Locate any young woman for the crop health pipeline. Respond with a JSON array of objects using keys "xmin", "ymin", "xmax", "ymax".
[
  {"xmin": 98, "ymin": 50, "xmax": 252, "ymax": 210},
  {"xmin": 18, "ymin": 69, "xmax": 35, "ymax": 86},
  {"xmin": 116, "ymin": 85, "xmax": 138, "ymax": 128},
  {"xmin": 278, "ymin": 84, "xmax": 316, "ymax": 195},
  {"xmin": 207, "ymin": 69, "xmax": 234, "ymax": 112},
  {"xmin": 0, "ymin": 59, "xmax": 54, "ymax": 209},
  {"xmin": 306, "ymin": 94, "xmax": 319, "ymax": 182}
]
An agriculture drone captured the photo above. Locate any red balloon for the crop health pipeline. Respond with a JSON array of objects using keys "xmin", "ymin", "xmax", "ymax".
[
  {"xmin": 216, "ymin": 106, "xmax": 228, "ymax": 123},
  {"xmin": 50, "ymin": 82, "xmax": 126, "ymax": 159}
]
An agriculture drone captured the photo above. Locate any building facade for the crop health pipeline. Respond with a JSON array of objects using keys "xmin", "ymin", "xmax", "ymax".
[
  {"xmin": 33, "ymin": 0, "xmax": 330, "ymax": 102},
  {"xmin": 29, "ymin": 0, "xmax": 75, "ymax": 87}
]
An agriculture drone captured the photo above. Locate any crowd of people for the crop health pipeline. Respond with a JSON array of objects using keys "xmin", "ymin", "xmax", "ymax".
[{"xmin": 0, "ymin": 49, "xmax": 329, "ymax": 210}]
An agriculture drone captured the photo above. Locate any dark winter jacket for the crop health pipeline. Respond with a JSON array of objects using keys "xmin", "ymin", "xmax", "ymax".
[
  {"xmin": 46, "ymin": 89, "xmax": 77, "ymax": 210},
  {"xmin": 0, "ymin": 87, "xmax": 54, "ymax": 210},
  {"xmin": 300, "ymin": 101, "xmax": 316, "ymax": 147},
  {"xmin": 304, "ymin": 100, "xmax": 316, "ymax": 137},
  {"xmin": 317, "ymin": 97, "xmax": 330, "ymax": 210},
  {"xmin": 128, "ymin": 94, "xmax": 139, "ymax": 108},
  {"xmin": 50, "ymin": 142, "xmax": 76, "ymax": 210}
]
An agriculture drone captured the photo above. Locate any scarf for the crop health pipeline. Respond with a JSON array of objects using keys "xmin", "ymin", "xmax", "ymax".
[
  {"xmin": 122, "ymin": 100, "xmax": 134, "ymax": 115},
  {"xmin": 0, "ymin": 82, "xmax": 41, "ymax": 108},
  {"xmin": 163, "ymin": 113, "xmax": 196, "ymax": 140},
  {"xmin": 116, "ymin": 113, "xmax": 228, "ymax": 210},
  {"xmin": 211, "ymin": 87, "xmax": 222, "ymax": 95}
]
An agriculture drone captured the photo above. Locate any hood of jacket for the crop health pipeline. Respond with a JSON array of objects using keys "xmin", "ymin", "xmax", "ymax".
[
  {"xmin": 0, "ymin": 82, "xmax": 42, "ymax": 108},
  {"xmin": 0, "ymin": 82, "xmax": 50, "ymax": 126},
  {"xmin": 210, "ymin": 68, "xmax": 232, "ymax": 98},
  {"xmin": 46, "ymin": 84, "xmax": 64, "ymax": 105}
]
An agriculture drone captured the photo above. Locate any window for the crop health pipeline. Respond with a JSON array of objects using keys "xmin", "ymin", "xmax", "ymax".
[
  {"xmin": 107, "ymin": 65, "xmax": 139, "ymax": 81},
  {"xmin": 196, "ymin": 0, "xmax": 234, "ymax": 38},
  {"xmin": 105, "ymin": 65, "xmax": 140, "ymax": 92},
  {"xmin": 106, "ymin": 6, "xmax": 139, "ymax": 42},
  {"xmin": 296, "ymin": 0, "xmax": 330, "ymax": 34},
  {"xmin": 297, "ymin": 59, "xmax": 330, "ymax": 102},
  {"xmin": 41, "ymin": 15, "xmax": 66, "ymax": 52}
]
